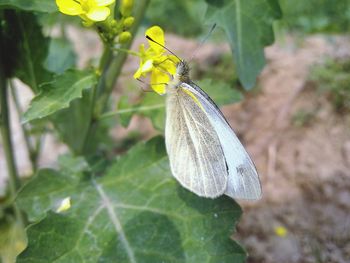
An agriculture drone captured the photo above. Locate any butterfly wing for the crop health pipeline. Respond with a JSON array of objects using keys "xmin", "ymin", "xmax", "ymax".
[
  {"xmin": 181, "ymin": 82, "xmax": 262, "ymax": 200},
  {"xmin": 165, "ymin": 86, "xmax": 228, "ymax": 198}
]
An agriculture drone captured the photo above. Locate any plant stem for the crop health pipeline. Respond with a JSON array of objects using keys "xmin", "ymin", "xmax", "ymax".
[
  {"xmin": 80, "ymin": 46, "xmax": 112, "ymax": 154},
  {"xmin": 102, "ymin": 0, "xmax": 151, "ymax": 108},
  {"xmin": 10, "ymin": 81, "xmax": 39, "ymax": 172},
  {"xmin": 81, "ymin": 0, "xmax": 150, "ymax": 154},
  {"xmin": 0, "ymin": 65, "xmax": 20, "ymax": 195}
]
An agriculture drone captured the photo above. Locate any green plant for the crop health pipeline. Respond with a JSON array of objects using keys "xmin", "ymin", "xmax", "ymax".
[
  {"xmin": 310, "ymin": 58, "xmax": 350, "ymax": 112},
  {"xmin": 279, "ymin": 0, "xmax": 350, "ymax": 33},
  {"xmin": 0, "ymin": 0, "xmax": 281, "ymax": 261}
]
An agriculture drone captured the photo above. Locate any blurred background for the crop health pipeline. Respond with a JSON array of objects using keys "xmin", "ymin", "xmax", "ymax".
[{"xmin": 1, "ymin": 0, "xmax": 350, "ymax": 262}]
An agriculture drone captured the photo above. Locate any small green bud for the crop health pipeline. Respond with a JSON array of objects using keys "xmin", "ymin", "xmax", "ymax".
[
  {"xmin": 110, "ymin": 19, "xmax": 118, "ymax": 27},
  {"xmin": 123, "ymin": 16, "xmax": 134, "ymax": 28},
  {"xmin": 120, "ymin": 0, "xmax": 133, "ymax": 16},
  {"xmin": 119, "ymin": 31, "xmax": 132, "ymax": 43}
]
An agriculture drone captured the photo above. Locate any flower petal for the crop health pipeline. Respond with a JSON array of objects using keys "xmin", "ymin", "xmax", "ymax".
[
  {"xmin": 133, "ymin": 59, "xmax": 153, "ymax": 79},
  {"xmin": 56, "ymin": 0, "xmax": 84, "ymax": 15},
  {"xmin": 151, "ymin": 68, "xmax": 170, "ymax": 95},
  {"xmin": 86, "ymin": 6, "xmax": 110, "ymax": 21},
  {"xmin": 145, "ymin": 26, "xmax": 165, "ymax": 54},
  {"xmin": 94, "ymin": 0, "xmax": 115, "ymax": 6},
  {"xmin": 155, "ymin": 55, "xmax": 177, "ymax": 75}
]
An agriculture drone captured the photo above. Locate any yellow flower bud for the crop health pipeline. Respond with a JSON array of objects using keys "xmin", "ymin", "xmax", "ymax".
[
  {"xmin": 120, "ymin": 0, "xmax": 133, "ymax": 16},
  {"xmin": 119, "ymin": 31, "xmax": 132, "ymax": 43},
  {"xmin": 123, "ymin": 16, "xmax": 134, "ymax": 28}
]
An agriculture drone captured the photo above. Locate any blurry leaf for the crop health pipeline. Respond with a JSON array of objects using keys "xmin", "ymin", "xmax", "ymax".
[
  {"xmin": 0, "ymin": 11, "xmax": 52, "ymax": 87},
  {"xmin": 58, "ymin": 154, "xmax": 90, "ymax": 175},
  {"xmin": 52, "ymin": 88, "xmax": 114, "ymax": 155},
  {"xmin": 52, "ymin": 89, "xmax": 93, "ymax": 154},
  {"xmin": 117, "ymin": 96, "xmax": 136, "ymax": 127},
  {"xmin": 0, "ymin": 215, "xmax": 27, "ymax": 263},
  {"xmin": 0, "ymin": 0, "xmax": 57, "ymax": 12},
  {"xmin": 146, "ymin": 0, "xmax": 204, "ymax": 36},
  {"xmin": 17, "ymin": 138, "xmax": 245, "ymax": 262},
  {"xmin": 44, "ymin": 38, "xmax": 76, "ymax": 74},
  {"xmin": 279, "ymin": 0, "xmax": 350, "ymax": 33},
  {"xmin": 205, "ymin": 0, "xmax": 282, "ymax": 89},
  {"xmin": 138, "ymin": 93, "xmax": 165, "ymax": 131},
  {"xmin": 22, "ymin": 69, "xmax": 97, "ymax": 123},
  {"xmin": 197, "ymin": 78, "xmax": 243, "ymax": 105}
]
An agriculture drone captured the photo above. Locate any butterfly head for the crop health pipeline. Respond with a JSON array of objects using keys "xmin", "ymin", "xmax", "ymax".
[{"xmin": 175, "ymin": 60, "xmax": 190, "ymax": 83}]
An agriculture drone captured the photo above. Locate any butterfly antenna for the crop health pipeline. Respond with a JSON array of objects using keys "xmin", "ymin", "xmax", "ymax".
[
  {"xmin": 146, "ymin": 35, "xmax": 182, "ymax": 63},
  {"xmin": 189, "ymin": 23, "xmax": 217, "ymax": 63}
]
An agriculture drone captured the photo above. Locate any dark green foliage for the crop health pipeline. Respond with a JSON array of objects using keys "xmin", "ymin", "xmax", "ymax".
[
  {"xmin": 205, "ymin": 0, "xmax": 282, "ymax": 89},
  {"xmin": 0, "ymin": 10, "xmax": 52, "ymax": 90},
  {"xmin": 280, "ymin": 0, "xmax": 350, "ymax": 33}
]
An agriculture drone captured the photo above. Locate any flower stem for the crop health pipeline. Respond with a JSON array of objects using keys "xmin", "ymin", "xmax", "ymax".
[
  {"xmin": 81, "ymin": 0, "xmax": 150, "ymax": 154},
  {"xmin": 80, "ymin": 45, "xmax": 112, "ymax": 154},
  {"xmin": 0, "ymin": 65, "xmax": 20, "ymax": 195},
  {"xmin": 95, "ymin": 0, "xmax": 151, "ymax": 115}
]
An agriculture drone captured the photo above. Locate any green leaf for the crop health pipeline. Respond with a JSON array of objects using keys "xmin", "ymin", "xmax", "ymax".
[
  {"xmin": 58, "ymin": 154, "xmax": 90, "ymax": 175},
  {"xmin": 0, "ymin": 0, "xmax": 58, "ymax": 12},
  {"xmin": 22, "ymin": 69, "xmax": 97, "ymax": 123},
  {"xmin": 44, "ymin": 38, "xmax": 76, "ymax": 74},
  {"xmin": 51, "ymin": 89, "xmax": 94, "ymax": 154},
  {"xmin": 146, "ymin": 0, "xmax": 204, "ymax": 36},
  {"xmin": 17, "ymin": 138, "xmax": 245, "ymax": 262},
  {"xmin": 0, "ymin": 11, "xmax": 52, "ymax": 88},
  {"xmin": 117, "ymin": 96, "xmax": 136, "ymax": 127},
  {"xmin": 205, "ymin": 0, "xmax": 282, "ymax": 89},
  {"xmin": 139, "ymin": 93, "xmax": 166, "ymax": 131}
]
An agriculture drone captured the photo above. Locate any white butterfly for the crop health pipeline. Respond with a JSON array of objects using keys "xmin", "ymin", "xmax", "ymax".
[{"xmin": 165, "ymin": 60, "xmax": 262, "ymax": 200}]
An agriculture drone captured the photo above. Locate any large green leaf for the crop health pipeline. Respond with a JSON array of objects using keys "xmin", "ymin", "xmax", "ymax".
[
  {"xmin": 0, "ymin": 11, "xmax": 52, "ymax": 88},
  {"xmin": 0, "ymin": 0, "xmax": 57, "ymax": 12},
  {"xmin": 22, "ymin": 69, "xmax": 97, "ymax": 123},
  {"xmin": 205, "ymin": 0, "xmax": 282, "ymax": 89},
  {"xmin": 16, "ymin": 137, "xmax": 245, "ymax": 262}
]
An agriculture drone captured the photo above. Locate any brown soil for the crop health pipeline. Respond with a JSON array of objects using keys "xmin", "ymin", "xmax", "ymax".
[{"xmin": 229, "ymin": 36, "xmax": 350, "ymax": 263}]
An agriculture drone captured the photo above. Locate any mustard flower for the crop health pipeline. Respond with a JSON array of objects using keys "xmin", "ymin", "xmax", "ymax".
[
  {"xmin": 56, "ymin": 0, "xmax": 115, "ymax": 25},
  {"xmin": 133, "ymin": 26, "xmax": 178, "ymax": 95}
]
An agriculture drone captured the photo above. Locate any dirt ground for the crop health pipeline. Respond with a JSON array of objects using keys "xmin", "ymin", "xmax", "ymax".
[
  {"xmin": 1, "ymin": 27, "xmax": 350, "ymax": 262},
  {"xmin": 231, "ymin": 36, "xmax": 350, "ymax": 263}
]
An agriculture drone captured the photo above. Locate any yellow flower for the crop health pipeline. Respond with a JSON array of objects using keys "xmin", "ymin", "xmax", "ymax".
[
  {"xmin": 133, "ymin": 26, "xmax": 179, "ymax": 95},
  {"xmin": 274, "ymin": 226, "xmax": 288, "ymax": 237},
  {"xmin": 56, "ymin": 0, "xmax": 115, "ymax": 24}
]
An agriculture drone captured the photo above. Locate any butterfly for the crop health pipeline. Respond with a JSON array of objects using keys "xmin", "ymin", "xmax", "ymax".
[{"xmin": 165, "ymin": 60, "xmax": 262, "ymax": 200}]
